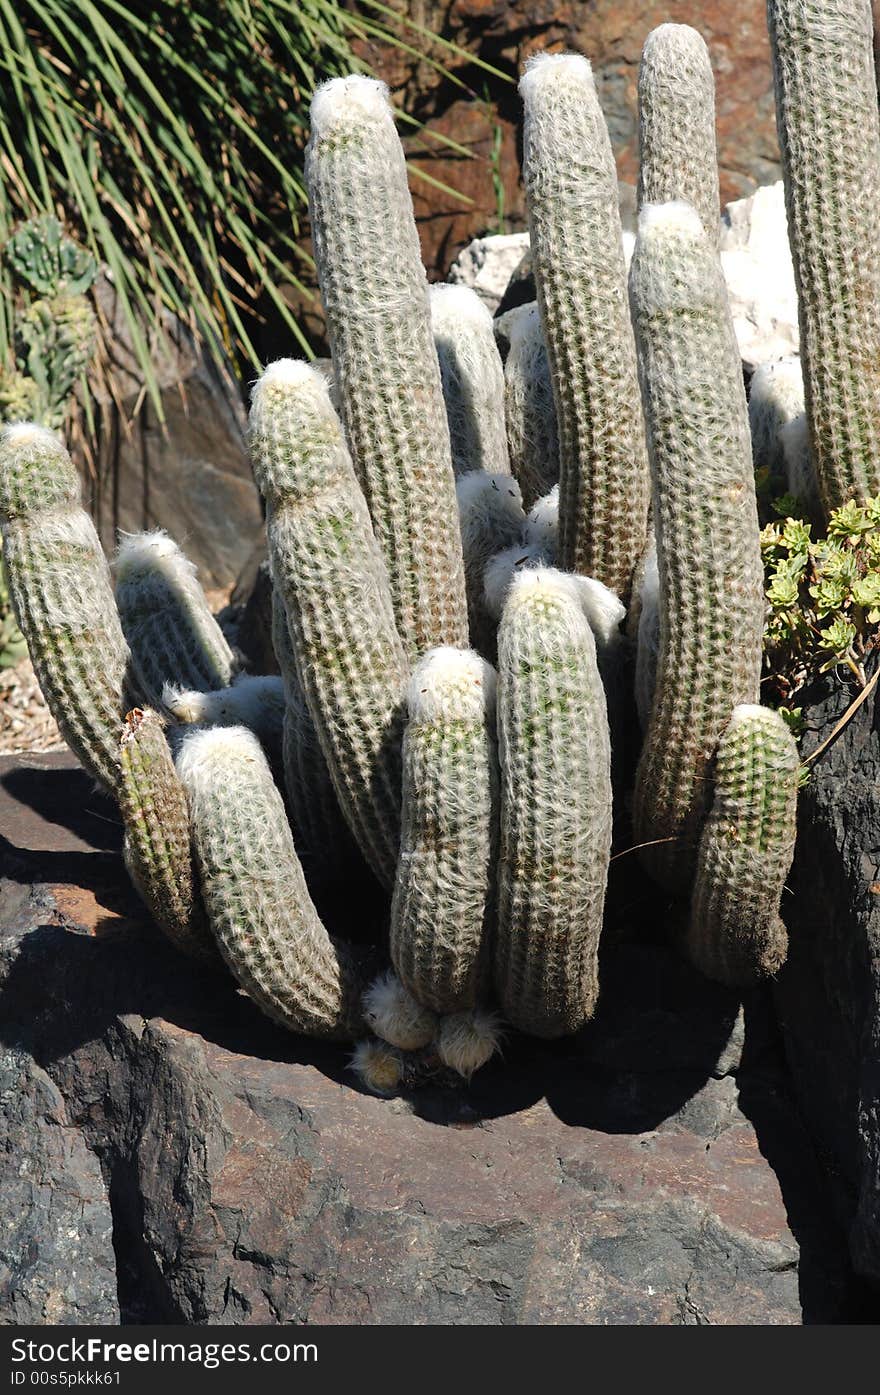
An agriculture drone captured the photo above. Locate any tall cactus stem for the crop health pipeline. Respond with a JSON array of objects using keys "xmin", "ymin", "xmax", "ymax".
[
  {"xmin": 249, "ymin": 359, "xmax": 409, "ymax": 889},
  {"xmin": 306, "ymin": 75, "xmax": 468, "ymax": 658},
  {"xmin": 429, "ymin": 283, "xmax": 510, "ymax": 479},
  {"xmin": 390, "ymin": 646, "xmax": 499, "ymax": 1014},
  {"xmin": 114, "ymin": 530, "xmax": 235, "ymax": 704},
  {"xmin": 0, "ymin": 424, "xmax": 131, "ymax": 794},
  {"xmin": 637, "ymin": 24, "xmax": 721, "ymax": 242},
  {"xmin": 630, "ymin": 202, "xmax": 765, "ymax": 894},
  {"xmin": 767, "ymin": 0, "xmax": 880, "ymax": 512},
  {"xmin": 687, "ymin": 704, "xmax": 800, "ymax": 985},
  {"xmin": 494, "ymin": 567, "xmax": 612, "ymax": 1038},
  {"xmin": 520, "ymin": 53, "xmax": 651, "ymax": 599},
  {"xmin": 176, "ymin": 724, "xmax": 370, "ymax": 1040}
]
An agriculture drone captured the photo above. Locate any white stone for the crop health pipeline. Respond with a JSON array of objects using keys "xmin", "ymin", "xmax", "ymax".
[
  {"xmin": 447, "ymin": 233, "xmax": 530, "ymax": 313},
  {"xmin": 719, "ymin": 180, "xmax": 799, "ymax": 372}
]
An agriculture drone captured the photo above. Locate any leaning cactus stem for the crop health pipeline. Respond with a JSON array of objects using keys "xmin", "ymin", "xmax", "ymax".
[
  {"xmin": 114, "ymin": 530, "xmax": 235, "ymax": 705},
  {"xmin": 0, "ymin": 423, "xmax": 131, "ymax": 793},
  {"xmin": 306, "ymin": 75, "xmax": 468, "ymax": 659},
  {"xmin": 630, "ymin": 202, "xmax": 764, "ymax": 895},
  {"xmin": 119, "ymin": 707, "xmax": 216, "ymax": 964},
  {"xmin": 390, "ymin": 646, "xmax": 498, "ymax": 1015},
  {"xmin": 430, "ymin": 283, "xmax": 510, "ymax": 479},
  {"xmin": 494, "ymin": 568, "xmax": 612, "ymax": 1038},
  {"xmin": 176, "ymin": 724, "xmax": 371, "ymax": 1040},
  {"xmin": 520, "ymin": 53, "xmax": 650, "ymax": 600},
  {"xmin": 687, "ymin": 705, "xmax": 800, "ymax": 985},
  {"xmin": 768, "ymin": 0, "xmax": 880, "ymax": 513},
  {"xmin": 249, "ymin": 359, "xmax": 409, "ymax": 889}
]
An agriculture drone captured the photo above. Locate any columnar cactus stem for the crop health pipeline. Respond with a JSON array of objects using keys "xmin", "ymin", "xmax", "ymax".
[
  {"xmin": 306, "ymin": 75, "xmax": 468, "ymax": 659},
  {"xmin": 633, "ymin": 535, "xmax": 660, "ymax": 733},
  {"xmin": 249, "ymin": 359, "xmax": 409, "ymax": 889},
  {"xmin": 390, "ymin": 647, "xmax": 498, "ymax": 1014},
  {"xmin": 0, "ymin": 424, "xmax": 131, "ymax": 793},
  {"xmin": 687, "ymin": 705, "xmax": 800, "ymax": 985},
  {"xmin": 456, "ymin": 470, "xmax": 525, "ymax": 656},
  {"xmin": 429, "ymin": 283, "xmax": 510, "ymax": 478},
  {"xmin": 503, "ymin": 303, "xmax": 560, "ymax": 510},
  {"xmin": 630, "ymin": 203, "xmax": 765, "ymax": 894},
  {"xmin": 637, "ymin": 24, "xmax": 721, "ymax": 242},
  {"xmin": 520, "ymin": 54, "xmax": 651, "ymax": 599},
  {"xmin": 494, "ymin": 568, "xmax": 612, "ymax": 1038},
  {"xmin": 118, "ymin": 707, "xmax": 215, "ymax": 963},
  {"xmin": 114, "ymin": 531, "xmax": 235, "ymax": 705},
  {"xmin": 767, "ymin": 0, "xmax": 880, "ymax": 512},
  {"xmin": 749, "ymin": 356, "xmax": 817, "ymax": 511},
  {"xmin": 176, "ymin": 724, "xmax": 370, "ymax": 1040}
]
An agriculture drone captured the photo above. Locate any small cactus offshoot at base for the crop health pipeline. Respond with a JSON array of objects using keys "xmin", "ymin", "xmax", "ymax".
[
  {"xmin": 0, "ymin": 423, "xmax": 132, "ymax": 794},
  {"xmin": 687, "ymin": 705, "xmax": 800, "ymax": 986}
]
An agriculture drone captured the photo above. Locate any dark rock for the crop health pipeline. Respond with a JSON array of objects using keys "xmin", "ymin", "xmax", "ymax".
[
  {"xmin": 79, "ymin": 278, "xmax": 263, "ymax": 590},
  {"xmin": 778, "ymin": 662, "xmax": 880, "ymax": 1289},
  {"xmin": 0, "ymin": 752, "xmax": 854, "ymax": 1323}
]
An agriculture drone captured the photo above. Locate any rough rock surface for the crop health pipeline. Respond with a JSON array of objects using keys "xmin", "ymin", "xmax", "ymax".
[
  {"xmin": 0, "ymin": 752, "xmax": 856, "ymax": 1324},
  {"xmin": 81, "ymin": 278, "xmax": 263, "ymax": 590},
  {"xmin": 358, "ymin": 1, "xmax": 780, "ymax": 279},
  {"xmin": 778, "ymin": 662, "xmax": 880, "ymax": 1289}
]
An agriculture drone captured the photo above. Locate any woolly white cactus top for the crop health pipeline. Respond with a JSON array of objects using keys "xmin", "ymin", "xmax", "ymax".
[
  {"xmin": 174, "ymin": 723, "xmax": 264, "ymax": 785},
  {"xmin": 749, "ymin": 356, "xmax": 804, "ymax": 418},
  {"xmin": 638, "ymin": 198, "xmax": 705, "ymax": 244},
  {"xmin": 0, "ymin": 422, "xmax": 59, "ymax": 450},
  {"xmin": 519, "ymin": 51, "xmax": 595, "ymax": 101},
  {"xmin": 251, "ymin": 357, "xmax": 329, "ymax": 411},
  {"xmin": 309, "ymin": 74, "xmax": 391, "ymax": 139},
  {"xmin": 408, "ymin": 645, "xmax": 497, "ymax": 726},
  {"xmin": 456, "ymin": 470, "xmax": 523, "ymax": 534},
  {"xmin": 429, "ymin": 282, "xmax": 494, "ymax": 332}
]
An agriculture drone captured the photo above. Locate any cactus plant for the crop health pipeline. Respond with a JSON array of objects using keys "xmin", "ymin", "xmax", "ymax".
[
  {"xmin": 430, "ymin": 283, "xmax": 510, "ymax": 479},
  {"xmin": 118, "ymin": 706, "xmax": 216, "ymax": 964},
  {"xmin": 687, "ymin": 704, "xmax": 800, "ymax": 985},
  {"xmin": 767, "ymin": 0, "xmax": 880, "ymax": 514},
  {"xmin": 520, "ymin": 53, "xmax": 651, "ymax": 600},
  {"xmin": 249, "ymin": 358, "xmax": 409, "ymax": 889},
  {"xmin": 390, "ymin": 647, "xmax": 498, "ymax": 1014},
  {"xmin": 115, "ymin": 530, "xmax": 236, "ymax": 704},
  {"xmin": 630, "ymin": 202, "xmax": 765, "ymax": 894},
  {"xmin": 503, "ymin": 303, "xmax": 560, "ymax": 510},
  {"xmin": 456, "ymin": 470, "xmax": 526, "ymax": 656},
  {"xmin": 306, "ymin": 75, "xmax": 468, "ymax": 660},
  {"xmin": 493, "ymin": 568, "xmax": 612, "ymax": 1038},
  {"xmin": 0, "ymin": 423, "xmax": 132, "ymax": 793},
  {"xmin": 637, "ymin": 24, "xmax": 721, "ymax": 242},
  {"xmin": 176, "ymin": 723, "xmax": 371, "ymax": 1040}
]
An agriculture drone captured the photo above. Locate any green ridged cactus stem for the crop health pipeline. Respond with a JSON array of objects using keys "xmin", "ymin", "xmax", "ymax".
[
  {"xmin": 494, "ymin": 568, "xmax": 612, "ymax": 1038},
  {"xmin": 503, "ymin": 303, "xmax": 560, "ymax": 510},
  {"xmin": 637, "ymin": 24, "xmax": 721, "ymax": 242},
  {"xmin": 456, "ymin": 470, "xmax": 525, "ymax": 656},
  {"xmin": 767, "ymin": 0, "xmax": 880, "ymax": 512},
  {"xmin": 520, "ymin": 54, "xmax": 650, "ymax": 600},
  {"xmin": 630, "ymin": 202, "xmax": 765, "ymax": 894},
  {"xmin": 114, "ymin": 531, "xmax": 236, "ymax": 705},
  {"xmin": 118, "ymin": 707, "xmax": 216, "ymax": 963},
  {"xmin": 429, "ymin": 283, "xmax": 510, "ymax": 478},
  {"xmin": 687, "ymin": 705, "xmax": 800, "ymax": 985},
  {"xmin": 249, "ymin": 359, "xmax": 409, "ymax": 890},
  {"xmin": 390, "ymin": 647, "xmax": 498, "ymax": 1014},
  {"xmin": 176, "ymin": 724, "xmax": 370, "ymax": 1040},
  {"xmin": 0, "ymin": 424, "xmax": 131, "ymax": 793},
  {"xmin": 306, "ymin": 75, "xmax": 468, "ymax": 659}
]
